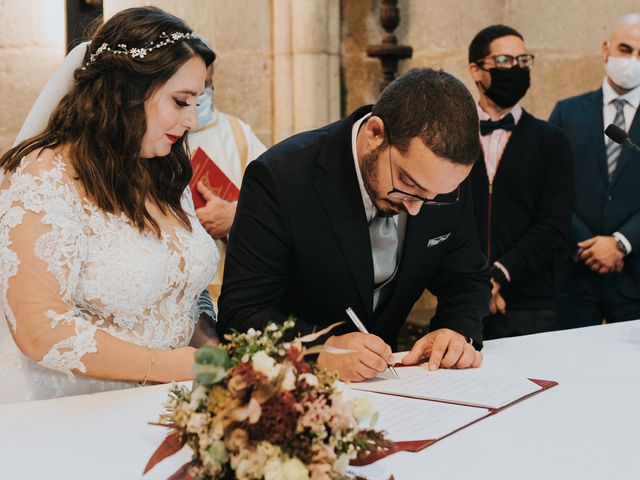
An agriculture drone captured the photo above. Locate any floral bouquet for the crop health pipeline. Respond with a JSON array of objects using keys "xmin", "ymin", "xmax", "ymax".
[{"xmin": 144, "ymin": 320, "xmax": 393, "ymax": 480}]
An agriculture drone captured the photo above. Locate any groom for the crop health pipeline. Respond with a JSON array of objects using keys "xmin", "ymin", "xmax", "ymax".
[{"xmin": 218, "ymin": 68, "xmax": 491, "ymax": 381}]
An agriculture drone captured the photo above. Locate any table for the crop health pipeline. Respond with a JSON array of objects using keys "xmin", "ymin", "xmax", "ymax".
[{"xmin": 2, "ymin": 321, "xmax": 640, "ymax": 480}]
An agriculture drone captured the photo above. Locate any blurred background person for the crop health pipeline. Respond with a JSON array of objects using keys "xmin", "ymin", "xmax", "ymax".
[
  {"xmin": 188, "ymin": 62, "xmax": 267, "ymax": 302},
  {"xmin": 550, "ymin": 14, "xmax": 640, "ymax": 329},
  {"xmin": 468, "ymin": 25, "xmax": 573, "ymax": 339}
]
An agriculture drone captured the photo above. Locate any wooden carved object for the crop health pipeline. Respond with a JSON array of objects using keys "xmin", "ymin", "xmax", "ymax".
[{"xmin": 366, "ymin": 0, "xmax": 413, "ymax": 93}]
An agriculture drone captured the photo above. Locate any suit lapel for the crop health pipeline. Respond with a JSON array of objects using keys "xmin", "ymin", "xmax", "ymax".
[
  {"xmin": 313, "ymin": 107, "xmax": 374, "ymax": 317},
  {"xmin": 610, "ymin": 103, "xmax": 640, "ymax": 188},
  {"xmin": 583, "ymin": 89, "xmax": 609, "ymax": 180}
]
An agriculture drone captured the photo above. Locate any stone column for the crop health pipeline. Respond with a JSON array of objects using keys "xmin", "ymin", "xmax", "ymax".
[{"xmin": 273, "ymin": 0, "xmax": 340, "ymax": 142}]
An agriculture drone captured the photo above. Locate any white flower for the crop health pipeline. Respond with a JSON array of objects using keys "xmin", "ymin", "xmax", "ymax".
[
  {"xmin": 246, "ymin": 328, "xmax": 256, "ymax": 338},
  {"xmin": 352, "ymin": 396, "xmax": 375, "ymax": 424},
  {"xmin": 282, "ymin": 457, "xmax": 310, "ymax": 480},
  {"xmin": 263, "ymin": 456, "xmax": 284, "ymax": 480},
  {"xmin": 186, "ymin": 413, "xmax": 208, "ymax": 434},
  {"xmin": 189, "ymin": 385, "xmax": 208, "ymax": 408},
  {"xmin": 332, "ymin": 454, "xmax": 350, "ymax": 476},
  {"xmin": 265, "ymin": 456, "xmax": 309, "ymax": 480},
  {"xmin": 281, "ymin": 366, "xmax": 297, "ymax": 391},
  {"xmin": 299, "ymin": 373, "xmax": 318, "ymax": 386},
  {"xmin": 130, "ymin": 47, "xmax": 147, "ymax": 58},
  {"xmin": 251, "ymin": 350, "xmax": 280, "ymax": 379}
]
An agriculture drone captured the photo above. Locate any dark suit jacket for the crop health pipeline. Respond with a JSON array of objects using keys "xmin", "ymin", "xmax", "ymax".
[
  {"xmin": 549, "ymin": 88, "xmax": 640, "ymax": 299},
  {"xmin": 470, "ymin": 110, "xmax": 574, "ymax": 310},
  {"xmin": 218, "ymin": 106, "xmax": 491, "ymax": 349}
]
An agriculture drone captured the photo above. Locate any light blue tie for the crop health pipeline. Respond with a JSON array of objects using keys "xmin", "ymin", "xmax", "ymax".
[{"xmin": 369, "ymin": 213, "xmax": 398, "ymax": 309}]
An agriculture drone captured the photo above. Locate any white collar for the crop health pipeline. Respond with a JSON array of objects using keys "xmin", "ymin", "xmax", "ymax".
[
  {"xmin": 602, "ymin": 77, "xmax": 640, "ymax": 108},
  {"xmin": 351, "ymin": 113, "xmax": 375, "ymax": 222}
]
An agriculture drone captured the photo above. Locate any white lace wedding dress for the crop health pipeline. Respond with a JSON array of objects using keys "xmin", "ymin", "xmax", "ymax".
[{"xmin": 0, "ymin": 153, "xmax": 219, "ymax": 404}]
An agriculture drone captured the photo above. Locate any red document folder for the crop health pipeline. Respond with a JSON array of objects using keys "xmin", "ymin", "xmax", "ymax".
[
  {"xmin": 351, "ymin": 372, "xmax": 558, "ymax": 466},
  {"xmin": 189, "ymin": 147, "xmax": 240, "ymax": 209}
]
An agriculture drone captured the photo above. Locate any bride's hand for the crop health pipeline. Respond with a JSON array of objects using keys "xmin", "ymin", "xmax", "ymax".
[{"xmin": 154, "ymin": 346, "xmax": 197, "ymax": 383}]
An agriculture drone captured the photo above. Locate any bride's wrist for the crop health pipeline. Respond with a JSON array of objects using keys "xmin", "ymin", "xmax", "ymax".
[{"xmin": 150, "ymin": 347, "xmax": 196, "ymax": 383}]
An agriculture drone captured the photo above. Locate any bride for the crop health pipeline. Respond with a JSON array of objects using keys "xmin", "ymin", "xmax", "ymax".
[{"xmin": 0, "ymin": 6, "xmax": 220, "ymax": 404}]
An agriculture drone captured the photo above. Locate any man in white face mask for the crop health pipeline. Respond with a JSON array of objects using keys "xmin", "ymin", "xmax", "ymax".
[
  {"xmin": 549, "ymin": 14, "xmax": 640, "ymax": 330},
  {"xmin": 188, "ymin": 64, "xmax": 268, "ymax": 301}
]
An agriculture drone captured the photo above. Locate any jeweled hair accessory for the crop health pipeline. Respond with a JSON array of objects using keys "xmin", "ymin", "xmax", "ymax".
[{"xmin": 81, "ymin": 31, "xmax": 198, "ymax": 69}]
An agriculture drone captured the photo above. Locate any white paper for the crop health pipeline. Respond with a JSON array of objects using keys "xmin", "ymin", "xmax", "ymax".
[
  {"xmin": 351, "ymin": 364, "xmax": 543, "ymax": 409},
  {"xmin": 351, "ymin": 390, "xmax": 489, "ymax": 441}
]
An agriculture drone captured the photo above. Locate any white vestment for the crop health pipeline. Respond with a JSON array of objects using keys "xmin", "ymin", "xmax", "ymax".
[{"xmin": 188, "ymin": 110, "xmax": 267, "ymax": 299}]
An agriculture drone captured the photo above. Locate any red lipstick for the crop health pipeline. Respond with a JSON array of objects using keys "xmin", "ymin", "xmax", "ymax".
[{"xmin": 166, "ymin": 134, "xmax": 181, "ymax": 143}]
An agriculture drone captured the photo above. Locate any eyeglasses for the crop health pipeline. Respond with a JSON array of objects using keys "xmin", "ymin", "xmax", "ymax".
[
  {"xmin": 475, "ymin": 53, "xmax": 535, "ymax": 70},
  {"xmin": 386, "ymin": 143, "xmax": 460, "ymax": 207}
]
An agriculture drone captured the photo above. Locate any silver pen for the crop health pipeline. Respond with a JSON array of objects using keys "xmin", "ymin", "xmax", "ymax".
[{"xmin": 345, "ymin": 307, "xmax": 400, "ymax": 379}]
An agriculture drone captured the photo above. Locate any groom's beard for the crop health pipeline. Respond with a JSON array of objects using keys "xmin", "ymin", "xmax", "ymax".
[{"xmin": 360, "ymin": 147, "xmax": 405, "ymax": 216}]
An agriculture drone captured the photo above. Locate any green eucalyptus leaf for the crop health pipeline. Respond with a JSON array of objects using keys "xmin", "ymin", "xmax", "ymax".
[
  {"xmin": 193, "ymin": 363, "xmax": 228, "ymax": 387},
  {"xmin": 207, "ymin": 440, "xmax": 229, "ymax": 463},
  {"xmin": 195, "ymin": 345, "xmax": 231, "ymax": 368}
]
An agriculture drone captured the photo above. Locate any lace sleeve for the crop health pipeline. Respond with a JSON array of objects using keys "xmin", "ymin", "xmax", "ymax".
[{"xmin": 0, "ymin": 155, "xmax": 97, "ymax": 378}]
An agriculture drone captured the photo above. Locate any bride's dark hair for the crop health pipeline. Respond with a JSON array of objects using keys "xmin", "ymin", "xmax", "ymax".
[{"xmin": 0, "ymin": 6, "xmax": 215, "ymax": 235}]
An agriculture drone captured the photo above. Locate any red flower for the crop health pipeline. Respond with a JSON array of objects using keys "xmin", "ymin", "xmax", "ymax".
[
  {"xmin": 285, "ymin": 346, "xmax": 311, "ymax": 374},
  {"xmin": 230, "ymin": 362, "xmax": 267, "ymax": 388},
  {"xmin": 249, "ymin": 391, "xmax": 298, "ymax": 445}
]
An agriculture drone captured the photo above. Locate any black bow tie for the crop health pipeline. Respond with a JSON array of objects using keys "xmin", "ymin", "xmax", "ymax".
[{"xmin": 480, "ymin": 113, "xmax": 515, "ymax": 136}]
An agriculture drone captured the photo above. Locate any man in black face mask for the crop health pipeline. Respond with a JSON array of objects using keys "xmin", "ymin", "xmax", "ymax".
[{"xmin": 467, "ymin": 25, "xmax": 574, "ymax": 339}]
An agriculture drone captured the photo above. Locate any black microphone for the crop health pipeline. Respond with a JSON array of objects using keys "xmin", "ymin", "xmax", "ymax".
[{"xmin": 605, "ymin": 123, "xmax": 640, "ymax": 153}]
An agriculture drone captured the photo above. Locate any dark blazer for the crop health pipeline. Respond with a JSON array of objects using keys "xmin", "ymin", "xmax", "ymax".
[
  {"xmin": 549, "ymin": 89, "xmax": 640, "ymax": 299},
  {"xmin": 218, "ymin": 106, "xmax": 491, "ymax": 349},
  {"xmin": 470, "ymin": 110, "xmax": 574, "ymax": 310}
]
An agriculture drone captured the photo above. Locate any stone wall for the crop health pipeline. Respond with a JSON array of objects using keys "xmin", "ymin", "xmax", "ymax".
[
  {"xmin": 6, "ymin": 1, "xmax": 640, "ymax": 152},
  {"xmin": 0, "ymin": 0, "xmax": 340, "ymax": 152},
  {"xmin": 343, "ymin": 0, "xmax": 640, "ymax": 119},
  {"xmin": 0, "ymin": 0, "xmax": 65, "ymax": 151}
]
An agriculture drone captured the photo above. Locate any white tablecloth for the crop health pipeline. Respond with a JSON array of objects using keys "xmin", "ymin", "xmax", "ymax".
[{"xmin": 2, "ymin": 321, "xmax": 640, "ymax": 480}]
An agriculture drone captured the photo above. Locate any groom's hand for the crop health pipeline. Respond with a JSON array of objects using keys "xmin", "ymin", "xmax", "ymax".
[
  {"xmin": 402, "ymin": 328, "xmax": 482, "ymax": 371},
  {"xmin": 317, "ymin": 332, "xmax": 393, "ymax": 382}
]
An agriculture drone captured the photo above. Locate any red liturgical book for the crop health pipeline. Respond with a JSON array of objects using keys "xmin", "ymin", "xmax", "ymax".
[{"xmin": 189, "ymin": 147, "xmax": 240, "ymax": 209}]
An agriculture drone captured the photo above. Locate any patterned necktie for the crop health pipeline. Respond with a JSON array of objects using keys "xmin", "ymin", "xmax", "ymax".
[
  {"xmin": 369, "ymin": 213, "xmax": 398, "ymax": 309},
  {"xmin": 606, "ymin": 98, "xmax": 626, "ymax": 179}
]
